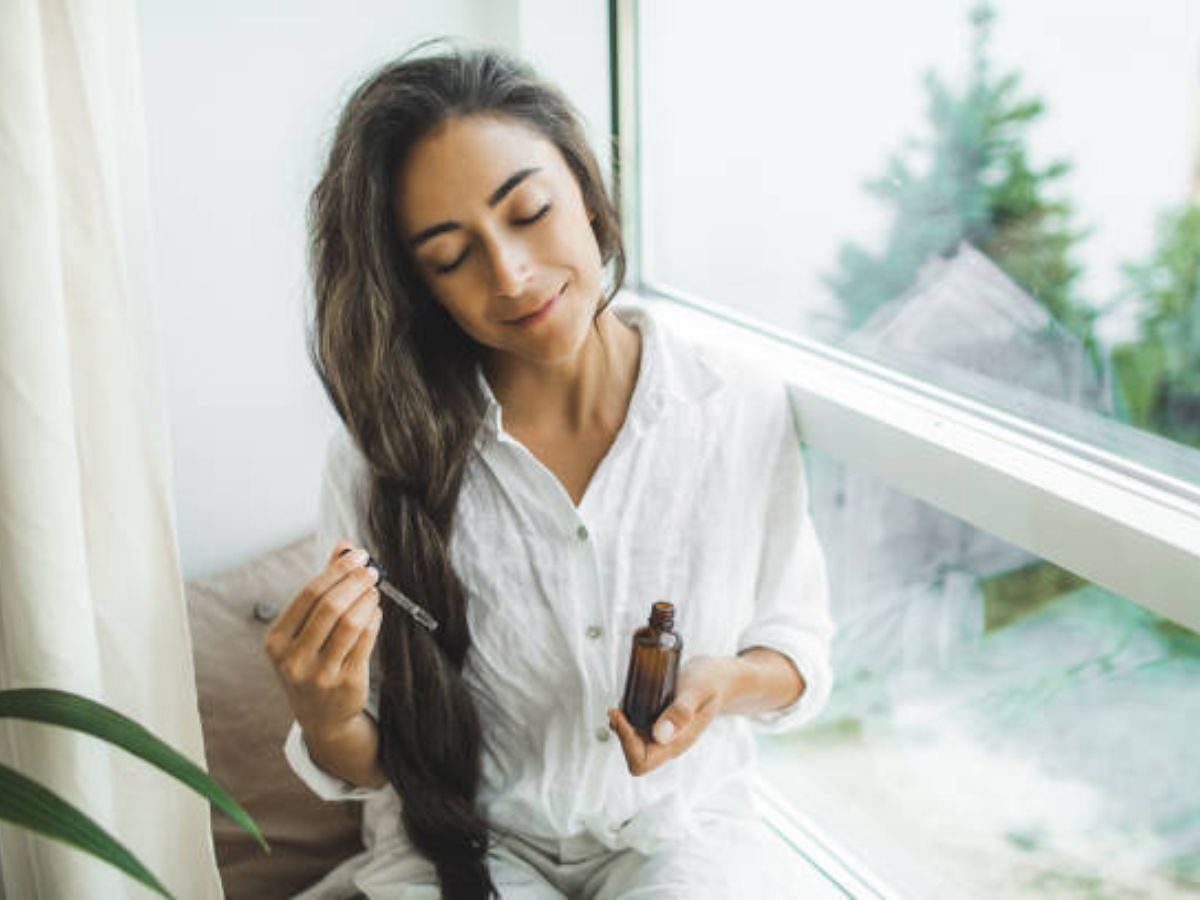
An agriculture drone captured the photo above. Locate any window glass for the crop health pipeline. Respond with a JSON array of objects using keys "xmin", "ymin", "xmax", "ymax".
[
  {"xmin": 754, "ymin": 444, "xmax": 1200, "ymax": 896},
  {"xmin": 637, "ymin": 0, "xmax": 1200, "ymax": 468}
]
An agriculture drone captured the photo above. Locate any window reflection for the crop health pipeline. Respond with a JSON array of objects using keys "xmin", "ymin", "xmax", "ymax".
[
  {"xmin": 639, "ymin": 0, "xmax": 1200, "ymax": 459},
  {"xmin": 756, "ymin": 444, "xmax": 1200, "ymax": 897}
]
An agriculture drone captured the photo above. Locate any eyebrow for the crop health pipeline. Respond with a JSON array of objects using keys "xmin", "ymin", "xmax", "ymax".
[{"xmin": 407, "ymin": 166, "xmax": 542, "ymax": 248}]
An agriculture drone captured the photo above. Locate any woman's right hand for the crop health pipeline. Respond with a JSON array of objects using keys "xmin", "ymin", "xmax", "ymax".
[{"xmin": 264, "ymin": 540, "xmax": 383, "ymax": 742}]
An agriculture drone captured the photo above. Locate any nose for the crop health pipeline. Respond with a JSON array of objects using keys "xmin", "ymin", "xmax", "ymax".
[{"xmin": 487, "ymin": 235, "xmax": 534, "ymax": 299}]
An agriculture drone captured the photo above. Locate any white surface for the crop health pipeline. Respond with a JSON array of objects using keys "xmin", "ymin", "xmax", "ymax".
[{"xmin": 514, "ymin": 0, "xmax": 614, "ymax": 186}]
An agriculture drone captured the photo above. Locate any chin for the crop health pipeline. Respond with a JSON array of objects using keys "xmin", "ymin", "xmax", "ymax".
[
  {"xmin": 519, "ymin": 332, "xmax": 583, "ymax": 365},
  {"xmin": 514, "ymin": 315, "xmax": 592, "ymax": 364}
]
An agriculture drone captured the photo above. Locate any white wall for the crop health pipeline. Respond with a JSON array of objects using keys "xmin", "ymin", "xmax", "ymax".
[
  {"xmin": 139, "ymin": 2, "xmax": 611, "ymax": 579},
  {"xmin": 513, "ymin": 0, "xmax": 614, "ymax": 184}
]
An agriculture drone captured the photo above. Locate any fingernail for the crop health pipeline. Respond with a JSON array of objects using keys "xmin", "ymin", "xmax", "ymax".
[
  {"xmin": 351, "ymin": 549, "xmax": 369, "ymax": 566},
  {"xmin": 653, "ymin": 720, "xmax": 675, "ymax": 743}
]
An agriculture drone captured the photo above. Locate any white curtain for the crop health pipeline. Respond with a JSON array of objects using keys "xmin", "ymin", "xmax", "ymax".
[{"xmin": 0, "ymin": 1, "xmax": 222, "ymax": 897}]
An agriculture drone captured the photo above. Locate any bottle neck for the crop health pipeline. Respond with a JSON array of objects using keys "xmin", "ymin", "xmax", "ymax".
[{"xmin": 649, "ymin": 601, "xmax": 675, "ymax": 631}]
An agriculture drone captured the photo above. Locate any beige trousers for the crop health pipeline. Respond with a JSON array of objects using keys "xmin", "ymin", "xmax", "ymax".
[{"xmin": 349, "ymin": 814, "xmax": 803, "ymax": 899}]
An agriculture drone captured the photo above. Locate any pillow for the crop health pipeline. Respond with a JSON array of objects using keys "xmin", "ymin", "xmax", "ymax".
[{"xmin": 185, "ymin": 533, "xmax": 365, "ymax": 900}]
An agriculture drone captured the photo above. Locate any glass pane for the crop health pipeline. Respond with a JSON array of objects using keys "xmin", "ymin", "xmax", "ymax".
[
  {"xmin": 755, "ymin": 445, "xmax": 1200, "ymax": 897},
  {"xmin": 637, "ymin": 0, "xmax": 1200, "ymax": 469}
]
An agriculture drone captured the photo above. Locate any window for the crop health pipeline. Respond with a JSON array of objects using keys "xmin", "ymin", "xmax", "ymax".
[
  {"xmin": 629, "ymin": 0, "xmax": 1200, "ymax": 463},
  {"xmin": 617, "ymin": 1, "xmax": 1200, "ymax": 894},
  {"xmin": 757, "ymin": 517, "xmax": 1200, "ymax": 897}
]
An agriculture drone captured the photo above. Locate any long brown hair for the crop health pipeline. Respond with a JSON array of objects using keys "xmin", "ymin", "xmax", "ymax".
[{"xmin": 307, "ymin": 42, "xmax": 625, "ymax": 898}]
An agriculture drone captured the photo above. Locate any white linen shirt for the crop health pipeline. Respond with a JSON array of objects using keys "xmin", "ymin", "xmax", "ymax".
[{"xmin": 284, "ymin": 302, "xmax": 834, "ymax": 864}]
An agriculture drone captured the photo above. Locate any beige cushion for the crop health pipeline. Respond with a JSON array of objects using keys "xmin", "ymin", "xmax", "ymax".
[{"xmin": 185, "ymin": 533, "xmax": 364, "ymax": 900}]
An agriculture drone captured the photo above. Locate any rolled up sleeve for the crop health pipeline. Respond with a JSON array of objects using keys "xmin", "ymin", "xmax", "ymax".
[
  {"xmin": 737, "ymin": 385, "xmax": 835, "ymax": 735},
  {"xmin": 283, "ymin": 712, "xmax": 388, "ymax": 803}
]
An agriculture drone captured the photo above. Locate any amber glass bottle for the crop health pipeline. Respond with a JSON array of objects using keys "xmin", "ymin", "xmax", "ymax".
[{"xmin": 620, "ymin": 601, "xmax": 683, "ymax": 739}]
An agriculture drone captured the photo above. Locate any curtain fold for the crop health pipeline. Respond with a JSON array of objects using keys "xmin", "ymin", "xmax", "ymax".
[{"xmin": 0, "ymin": 1, "xmax": 223, "ymax": 897}]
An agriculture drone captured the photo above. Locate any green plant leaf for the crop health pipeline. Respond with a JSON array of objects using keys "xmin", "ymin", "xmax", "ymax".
[
  {"xmin": 0, "ymin": 760, "xmax": 172, "ymax": 898},
  {"xmin": 0, "ymin": 688, "xmax": 267, "ymax": 851}
]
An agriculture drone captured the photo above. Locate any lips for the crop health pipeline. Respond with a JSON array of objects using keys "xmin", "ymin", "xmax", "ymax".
[{"xmin": 507, "ymin": 282, "xmax": 566, "ymax": 326}]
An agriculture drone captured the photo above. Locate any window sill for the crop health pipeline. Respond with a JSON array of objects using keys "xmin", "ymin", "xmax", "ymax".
[{"xmin": 751, "ymin": 773, "xmax": 898, "ymax": 899}]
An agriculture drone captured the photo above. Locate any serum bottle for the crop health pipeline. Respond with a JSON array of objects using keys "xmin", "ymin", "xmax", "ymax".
[{"xmin": 620, "ymin": 601, "xmax": 683, "ymax": 739}]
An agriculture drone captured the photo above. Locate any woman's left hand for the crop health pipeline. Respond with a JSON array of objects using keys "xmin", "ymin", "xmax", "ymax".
[{"xmin": 607, "ymin": 655, "xmax": 735, "ymax": 776}]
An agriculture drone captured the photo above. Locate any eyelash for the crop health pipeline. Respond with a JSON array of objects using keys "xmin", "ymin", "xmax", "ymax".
[{"xmin": 432, "ymin": 203, "xmax": 553, "ymax": 275}]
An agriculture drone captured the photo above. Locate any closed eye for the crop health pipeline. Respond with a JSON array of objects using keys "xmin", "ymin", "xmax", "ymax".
[
  {"xmin": 514, "ymin": 202, "xmax": 552, "ymax": 226},
  {"xmin": 431, "ymin": 203, "xmax": 553, "ymax": 275},
  {"xmin": 433, "ymin": 252, "xmax": 469, "ymax": 275}
]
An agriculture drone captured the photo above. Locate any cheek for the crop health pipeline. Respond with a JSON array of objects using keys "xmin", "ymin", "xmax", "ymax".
[
  {"xmin": 431, "ymin": 285, "xmax": 494, "ymax": 340},
  {"xmin": 560, "ymin": 213, "xmax": 605, "ymax": 277}
]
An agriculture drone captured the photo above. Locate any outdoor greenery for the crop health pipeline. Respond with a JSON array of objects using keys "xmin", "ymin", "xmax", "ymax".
[
  {"xmin": 824, "ymin": 0, "xmax": 1199, "ymax": 632},
  {"xmin": 827, "ymin": 0, "xmax": 1199, "ymax": 452},
  {"xmin": 1110, "ymin": 203, "xmax": 1200, "ymax": 449},
  {"xmin": 825, "ymin": 2, "xmax": 1098, "ymax": 368},
  {"xmin": 0, "ymin": 688, "xmax": 265, "ymax": 898}
]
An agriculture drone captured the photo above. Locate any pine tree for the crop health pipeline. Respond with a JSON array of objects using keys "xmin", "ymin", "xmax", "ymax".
[
  {"xmin": 1111, "ymin": 203, "xmax": 1200, "ymax": 447},
  {"xmin": 826, "ymin": 2, "xmax": 1095, "ymax": 358}
]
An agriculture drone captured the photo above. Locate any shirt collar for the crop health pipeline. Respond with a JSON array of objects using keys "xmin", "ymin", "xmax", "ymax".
[{"xmin": 472, "ymin": 301, "xmax": 723, "ymax": 449}]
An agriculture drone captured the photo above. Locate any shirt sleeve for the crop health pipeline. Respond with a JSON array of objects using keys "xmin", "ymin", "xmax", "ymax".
[
  {"xmin": 284, "ymin": 429, "xmax": 389, "ymax": 802},
  {"xmin": 736, "ymin": 383, "xmax": 835, "ymax": 736},
  {"xmin": 283, "ymin": 718, "xmax": 388, "ymax": 802}
]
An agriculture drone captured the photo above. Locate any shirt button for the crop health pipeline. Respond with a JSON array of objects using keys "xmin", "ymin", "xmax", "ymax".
[
  {"xmin": 253, "ymin": 599, "xmax": 280, "ymax": 622},
  {"xmin": 595, "ymin": 726, "xmax": 610, "ymax": 743},
  {"xmin": 576, "ymin": 524, "xmax": 589, "ymax": 541},
  {"xmin": 586, "ymin": 625, "xmax": 603, "ymax": 640}
]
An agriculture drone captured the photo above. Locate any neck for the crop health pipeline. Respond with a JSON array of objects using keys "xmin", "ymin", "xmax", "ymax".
[{"xmin": 482, "ymin": 306, "xmax": 641, "ymax": 434}]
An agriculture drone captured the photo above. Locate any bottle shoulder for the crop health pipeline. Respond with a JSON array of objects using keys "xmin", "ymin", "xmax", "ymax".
[{"xmin": 632, "ymin": 626, "xmax": 683, "ymax": 650}]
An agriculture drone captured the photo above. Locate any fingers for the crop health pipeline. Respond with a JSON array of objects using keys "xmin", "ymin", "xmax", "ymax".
[
  {"xmin": 264, "ymin": 542, "xmax": 373, "ymax": 663},
  {"xmin": 316, "ymin": 582, "xmax": 381, "ymax": 675},
  {"xmin": 608, "ymin": 696, "xmax": 717, "ymax": 777},
  {"xmin": 327, "ymin": 538, "xmax": 355, "ymax": 566},
  {"xmin": 608, "ymin": 708, "xmax": 651, "ymax": 772},
  {"xmin": 609, "ymin": 708, "xmax": 677, "ymax": 776},
  {"xmin": 344, "ymin": 606, "xmax": 383, "ymax": 677},
  {"xmin": 652, "ymin": 689, "xmax": 708, "ymax": 745},
  {"xmin": 293, "ymin": 563, "xmax": 379, "ymax": 660}
]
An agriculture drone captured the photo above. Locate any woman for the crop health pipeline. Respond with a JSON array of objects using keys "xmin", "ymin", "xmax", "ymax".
[{"xmin": 264, "ymin": 42, "xmax": 834, "ymax": 899}]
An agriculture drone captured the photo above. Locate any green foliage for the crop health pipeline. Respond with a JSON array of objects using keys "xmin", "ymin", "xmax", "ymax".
[
  {"xmin": 0, "ymin": 763, "xmax": 171, "ymax": 898},
  {"xmin": 0, "ymin": 687, "xmax": 267, "ymax": 898},
  {"xmin": 980, "ymin": 560, "xmax": 1088, "ymax": 632},
  {"xmin": 826, "ymin": 2, "xmax": 1095, "ymax": 358},
  {"xmin": 1111, "ymin": 340, "xmax": 1168, "ymax": 429},
  {"xmin": 1111, "ymin": 203, "xmax": 1200, "ymax": 447}
]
